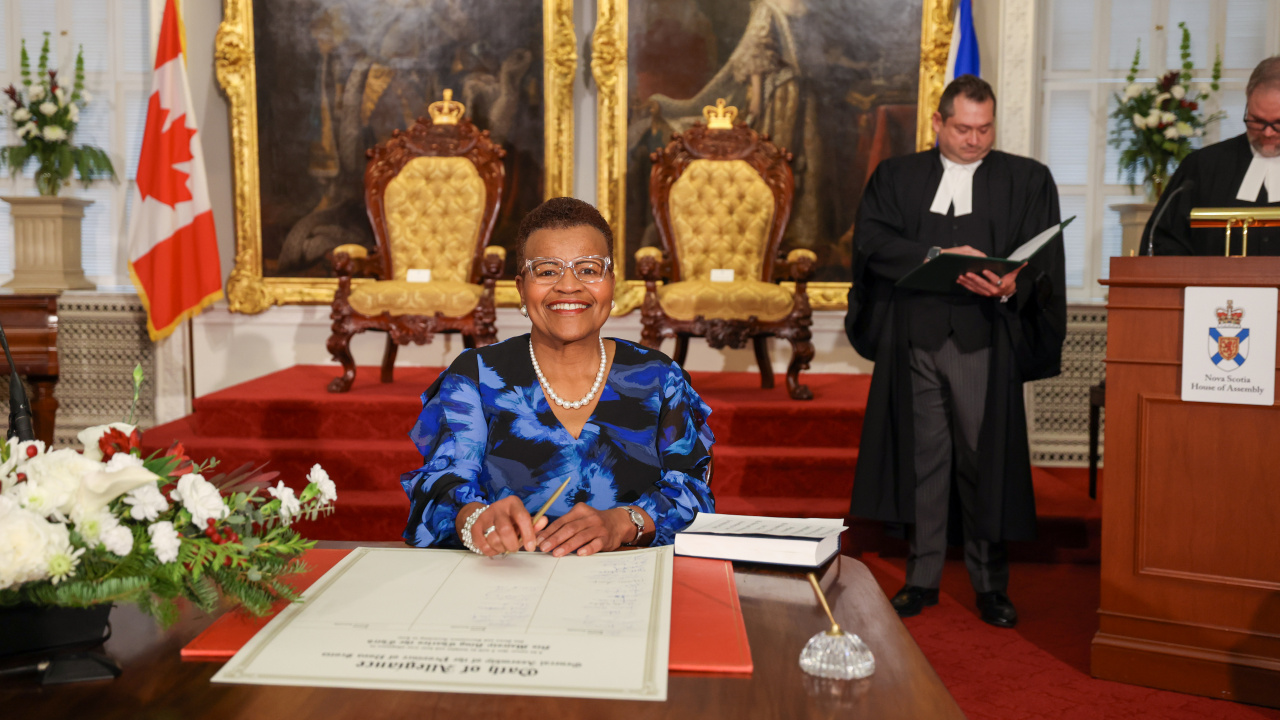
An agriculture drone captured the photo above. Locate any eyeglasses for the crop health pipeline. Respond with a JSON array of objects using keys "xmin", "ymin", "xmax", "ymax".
[
  {"xmin": 524, "ymin": 255, "xmax": 613, "ymax": 285},
  {"xmin": 1244, "ymin": 115, "xmax": 1280, "ymax": 134}
]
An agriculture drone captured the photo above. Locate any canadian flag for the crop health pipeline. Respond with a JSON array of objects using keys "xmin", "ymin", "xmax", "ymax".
[{"xmin": 127, "ymin": 0, "xmax": 222, "ymax": 341}]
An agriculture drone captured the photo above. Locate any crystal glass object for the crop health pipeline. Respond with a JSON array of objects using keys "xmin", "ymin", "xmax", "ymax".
[
  {"xmin": 799, "ymin": 572, "xmax": 875, "ymax": 680},
  {"xmin": 799, "ymin": 628, "xmax": 875, "ymax": 680}
]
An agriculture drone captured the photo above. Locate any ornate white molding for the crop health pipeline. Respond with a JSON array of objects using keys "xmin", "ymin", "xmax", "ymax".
[{"xmin": 997, "ymin": 0, "xmax": 1038, "ymax": 157}]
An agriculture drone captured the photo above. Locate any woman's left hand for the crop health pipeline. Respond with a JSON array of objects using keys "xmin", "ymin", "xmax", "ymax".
[{"xmin": 537, "ymin": 504, "xmax": 635, "ymax": 557}]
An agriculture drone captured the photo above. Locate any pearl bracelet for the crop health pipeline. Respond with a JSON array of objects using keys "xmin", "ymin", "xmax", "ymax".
[{"xmin": 459, "ymin": 504, "xmax": 488, "ymax": 554}]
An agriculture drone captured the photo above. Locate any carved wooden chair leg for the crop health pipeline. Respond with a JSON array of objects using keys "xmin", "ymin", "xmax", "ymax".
[
  {"xmin": 640, "ymin": 317, "xmax": 663, "ymax": 350},
  {"xmin": 752, "ymin": 336, "xmax": 774, "ymax": 389},
  {"xmin": 784, "ymin": 335, "xmax": 815, "ymax": 401},
  {"xmin": 326, "ymin": 328, "xmax": 358, "ymax": 393},
  {"xmin": 673, "ymin": 334, "xmax": 690, "ymax": 366},
  {"xmin": 380, "ymin": 334, "xmax": 399, "ymax": 384}
]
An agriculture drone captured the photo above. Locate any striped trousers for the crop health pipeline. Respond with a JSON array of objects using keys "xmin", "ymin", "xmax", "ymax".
[{"xmin": 904, "ymin": 337, "xmax": 1009, "ymax": 593}]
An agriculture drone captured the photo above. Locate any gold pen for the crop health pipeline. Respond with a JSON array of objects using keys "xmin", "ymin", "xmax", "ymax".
[{"xmin": 499, "ymin": 476, "xmax": 572, "ymax": 557}]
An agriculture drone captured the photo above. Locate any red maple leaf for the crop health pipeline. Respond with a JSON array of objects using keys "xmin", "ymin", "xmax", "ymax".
[{"xmin": 135, "ymin": 92, "xmax": 196, "ymax": 208}]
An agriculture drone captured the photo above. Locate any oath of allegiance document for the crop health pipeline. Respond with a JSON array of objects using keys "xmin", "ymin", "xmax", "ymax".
[{"xmin": 211, "ymin": 546, "xmax": 674, "ymax": 701}]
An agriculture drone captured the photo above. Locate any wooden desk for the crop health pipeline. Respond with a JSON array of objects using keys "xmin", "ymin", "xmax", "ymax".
[
  {"xmin": 0, "ymin": 293, "xmax": 59, "ymax": 444},
  {"xmin": 0, "ymin": 556, "xmax": 961, "ymax": 719}
]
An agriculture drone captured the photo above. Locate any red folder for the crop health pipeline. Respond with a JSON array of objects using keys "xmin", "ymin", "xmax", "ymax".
[{"xmin": 181, "ymin": 549, "xmax": 753, "ymax": 674}]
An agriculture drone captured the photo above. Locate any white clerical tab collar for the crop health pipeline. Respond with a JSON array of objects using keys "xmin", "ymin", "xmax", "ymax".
[
  {"xmin": 930, "ymin": 156, "xmax": 983, "ymax": 216},
  {"xmin": 1235, "ymin": 148, "xmax": 1280, "ymax": 203}
]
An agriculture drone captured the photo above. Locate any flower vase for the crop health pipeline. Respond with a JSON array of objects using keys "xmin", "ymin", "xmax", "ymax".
[
  {"xmin": 0, "ymin": 603, "xmax": 112, "ymax": 658},
  {"xmin": 1, "ymin": 196, "xmax": 96, "ymax": 290}
]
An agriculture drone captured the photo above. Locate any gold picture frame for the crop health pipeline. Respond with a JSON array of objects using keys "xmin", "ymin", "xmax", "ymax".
[
  {"xmin": 594, "ymin": 0, "xmax": 954, "ymax": 313},
  {"xmin": 216, "ymin": 0, "xmax": 577, "ymax": 313}
]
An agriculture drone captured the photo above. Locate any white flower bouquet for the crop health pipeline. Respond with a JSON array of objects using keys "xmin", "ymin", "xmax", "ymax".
[
  {"xmin": 0, "ymin": 367, "xmax": 336, "ymax": 626},
  {"xmin": 0, "ymin": 32, "xmax": 114, "ymax": 196},
  {"xmin": 1109, "ymin": 22, "xmax": 1224, "ymax": 200}
]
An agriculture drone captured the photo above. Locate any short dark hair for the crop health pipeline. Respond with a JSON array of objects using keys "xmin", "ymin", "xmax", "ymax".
[
  {"xmin": 514, "ymin": 197, "xmax": 614, "ymax": 270},
  {"xmin": 938, "ymin": 75, "xmax": 997, "ymax": 121},
  {"xmin": 1247, "ymin": 56, "xmax": 1280, "ymax": 98}
]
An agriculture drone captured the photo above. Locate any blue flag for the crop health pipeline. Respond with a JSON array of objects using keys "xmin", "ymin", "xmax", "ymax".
[{"xmin": 946, "ymin": 0, "xmax": 980, "ymax": 82}]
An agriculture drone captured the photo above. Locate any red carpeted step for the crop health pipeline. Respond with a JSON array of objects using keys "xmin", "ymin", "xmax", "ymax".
[
  {"xmin": 142, "ymin": 420, "xmax": 421, "ymax": 494},
  {"xmin": 188, "ymin": 365, "xmax": 438, "ymax": 440},
  {"xmin": 690, "ymin": 372, "xmax": 870, "ymax": 447},
  {"xmin": 710, "ymin": 445, "xmax": 857, "ymax": 498},
  {"xmin": 714, "ymin": 496, "xmax": 848, "ymax": 518}
]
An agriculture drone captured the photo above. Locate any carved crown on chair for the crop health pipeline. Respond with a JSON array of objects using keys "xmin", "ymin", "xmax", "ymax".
[
  {"xmin": 703, "ymin": 98, "xmax": 737, "ymax": 130},
  {"xmin": 428, "ymin": 89, "xmax": 465, "ymax": 125}
]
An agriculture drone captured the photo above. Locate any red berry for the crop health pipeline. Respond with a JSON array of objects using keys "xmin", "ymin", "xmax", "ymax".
[
  {"xmin": 15, "ymin": 473, "xmax": 26, "ymax": 482},
  {"xmin": 25, "ymin": 445, "xmax": 37, "ymax": 458},
  {"xmin": 206, "ymin": 519, "xmax": 216, "ymax": 527}
]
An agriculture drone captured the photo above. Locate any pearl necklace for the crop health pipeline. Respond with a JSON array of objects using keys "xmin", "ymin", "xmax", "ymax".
[{"xmin": 530, "ymin": 337, "xmax": 607, "ymax": 410}]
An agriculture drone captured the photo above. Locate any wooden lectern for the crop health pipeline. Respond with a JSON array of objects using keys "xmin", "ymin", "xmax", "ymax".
[{"xmin": 1094, "ymin": 257, "xmax": 1280, "ymax": 707}]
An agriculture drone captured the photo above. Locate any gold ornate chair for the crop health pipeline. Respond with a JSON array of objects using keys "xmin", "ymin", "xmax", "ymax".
[
  {"xmin": 640, "ymin": 100, "xmax": 816, "ymax": 400},
  {"xmin": 327, "ymin": 90, "xmax": 506, "ymax": 393}
]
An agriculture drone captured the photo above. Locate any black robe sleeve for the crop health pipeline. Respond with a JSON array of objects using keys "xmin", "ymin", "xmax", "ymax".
[
  {"xmin": 999, "ymin": 162, "xmax": 1066, "ymax": 382},
  {"xmin": 845, "ymin": 158, "xmax": 932, "ymax": 360}
]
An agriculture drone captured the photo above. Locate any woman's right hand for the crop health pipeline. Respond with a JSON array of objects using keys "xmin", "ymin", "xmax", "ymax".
[{"xmin": 456, "ymin": 497, "xmax": 548, "ymax": 557}]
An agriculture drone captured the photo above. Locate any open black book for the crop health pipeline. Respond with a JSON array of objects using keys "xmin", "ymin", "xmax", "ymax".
[{"xmin": 894, "ymin": 217, "xmax": 1074, "ymax": 295}]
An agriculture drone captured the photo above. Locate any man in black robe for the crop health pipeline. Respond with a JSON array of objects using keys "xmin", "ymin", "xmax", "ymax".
[
  {"xmin": 844, "ymin": 76, "xmax": 1066, "ymax": 628},
  {"xmin": 1144, "ymin": 57, "xmax": 1280, "ymax": 256}
]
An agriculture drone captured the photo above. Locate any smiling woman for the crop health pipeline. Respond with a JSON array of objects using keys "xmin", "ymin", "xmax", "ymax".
[{"xmin": 401, "ymin": 198, "xmax": 716, "ymax": 558}]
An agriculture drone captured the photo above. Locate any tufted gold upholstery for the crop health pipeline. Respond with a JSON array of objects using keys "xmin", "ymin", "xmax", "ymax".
[
  {"xmin": 383, "ymin": 156, "xmax": 485, "ymax": 283},
  {"xmin": 668, "ymin": 159, "xmax": 775, "ymax": 281},
  {"xmin": 348, "ymin": 280, "xmax": 483, "ymax": 317},
  {"xmin": 657, "ymin": 279, "xmax": 794, "ymax": 322}
]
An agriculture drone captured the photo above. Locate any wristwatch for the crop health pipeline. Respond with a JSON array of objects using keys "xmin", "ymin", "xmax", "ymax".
[
  {"xmin": 621, "ymin": 506, "xmax": 645, "ymax": 546},
  {"xmin": 926, "ymin": 246, "xmax": 942, "ymax": 261}
]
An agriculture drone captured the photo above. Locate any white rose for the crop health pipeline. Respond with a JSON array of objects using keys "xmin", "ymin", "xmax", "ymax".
[
  {"xmin": 42, "ymin": 126, "xmax": 67, "ymax": 142},
  {"xmin": 23, "ymin": 448, "xmax": 101, "ymax": 517},
  {"xmin": 1171, "ymin": 85, "xmax": 1186, "ymax": 100},
  {"xmin": 1124, "ymin": 83, "xmax": 1144, "ymax": 99},
  {"xmin": 67, "ymin": 104, "xmax": 79, "ymax": 123},
  {"xmin": 171, "ymin": 473, "xmax": 228, "ymax": 527},
  {"xmin": 1164, "ymin": 125, "xmax": 1179, "ymax": 139},
  {"xmin": 148, "ymin": 521, "xmax": 182, "ymax": 563},
  {"xmin": 1132, "ymin": 113, "xmax": 1147, "ymax": 130},
  {"xmin": 1154, "ymin": 92, "xmax": 1171, "ymax": 106},
  {"xmin": 123, "ymin": 482, "xmax": 169, "ymax": 521},
  {"xmin": 28, "ymin": 86, "xmax": 45, "ymax": 102},
  {"xmin": 16, "ymin": 123, "xmax": 37, "ymax": 139},
  {"xmin": 1175, "ymin": 121, "xmax": 1194, "ymax": 138},
  {"xmin": 38, "ymin": 101, "xmax": 57, "ymax": 116},
  {"xmin": 1161, "ymin": 111, "xmax": 1176, "ymax": 125},
  {"xmin": 0, "ymin": 503, "xmax": 61, "ymax": 589},
  {"xmin": 102, "ymin": 524, "xmax": 134, "ymax": 556},
  {"xmin": 78, "ymin": 423, "xmax": 137, "ymax": 462},
  {"xmin": 306, "ymin": 464, "xmax": 337, "ymax": 505},
  {"xmin": 1146, "ymin": 109, "xmax": 1162, "ymax": 126},
  {"xmin": 54, "ymin": 87, "xmax": 67, "ymax": 105},
  {"xmin": 268, "ymin": 481, "xmax": 301, "ymax": 525},
  {"xmin": 12, "ymin": 107, "xmax": 31, "ymax": 122}
]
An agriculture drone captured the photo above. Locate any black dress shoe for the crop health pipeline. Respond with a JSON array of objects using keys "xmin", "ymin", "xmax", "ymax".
[
  {"xmin": 890, "ymin": 585, "xmax": 940, "ymax": 618},
  {"xmin": 976, "ymin": 591, "xmax": 1019, "ymax": 628}
]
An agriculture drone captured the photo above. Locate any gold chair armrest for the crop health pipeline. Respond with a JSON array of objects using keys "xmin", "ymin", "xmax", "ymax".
[
  {"xmin": 634, "ymin": 246, "xmax": 665, "ymax": 282},
  {"xmin": 481, "ymin": 246, "xmax": 507, "ymax": 281},
  {"xmin": 785, "ymin": 248, "xmax": 817, "ymax": 283},
  {"xmin": 332, "ymin": 244, "xmax": 380, "ymax": 279}
]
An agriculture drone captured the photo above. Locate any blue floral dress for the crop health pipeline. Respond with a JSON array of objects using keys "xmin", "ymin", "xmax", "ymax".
[{"xmin": 401, "ymin": 335, "xmax": 715, "ymax": 548}]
